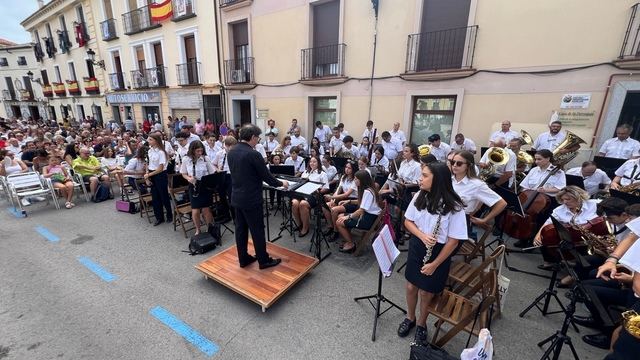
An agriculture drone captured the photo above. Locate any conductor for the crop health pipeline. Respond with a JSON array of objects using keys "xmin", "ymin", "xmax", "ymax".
[{"xmin": 228, "ymin": 124, "xmax": 289, "ymax": 269}]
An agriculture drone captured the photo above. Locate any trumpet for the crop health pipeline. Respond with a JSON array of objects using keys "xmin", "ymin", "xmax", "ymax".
[{"xmin": 479, "ymin": 147, "xmax": 509, "ymax": 181}]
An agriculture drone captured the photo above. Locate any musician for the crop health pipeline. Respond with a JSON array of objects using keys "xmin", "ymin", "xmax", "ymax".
[
  {"xmin": 488, "ymin": 120, "xmax": 520, "ymax": 147},
  {"xmin": 611, "ymin": 157, "xmax": 640, "ymax": 190},
  {"xmin": 362, "ymin": 120, "xmax": 376, "ymax": 142},
  {"xmin": 597, "ymin": 124, "xmax": 640, "ymax": 159},
  {"xmin": 267, "ymin": 153, "xmax": 284, "ymax": 210},
  {"xmin": 213, "ymin": 136, "xmax": 237, "ymax": 220},
  {"xmin": 380, "ymin": 131, "xmax": 402, "ymax": 161},
  {"xmin": 369, "ymin": 146, "xmax": 389, "ymax": 172},
  {"xmin": 286, "ymin": 118, "xmax": 298, "ymax": 136},
  {"xmin": 266, "ymin": 119, "xmax": 279, "ymax": 137},
  {"xmin": 427, "ymin": 134, "xmax": 451, "ymax": 162},
  {"xmin": 335, "ymin": 170, "xmax": 383, "ymax": 253},
  {"xmin": 291, "ymin": 156, "xmax": 330, "ymax": 237},
  {"xmin": 532, "ymin": 120, "xmax": 566, "ymax": 152},
  {"xmin": 144, "ymin": 134, "xmax": 173, "ymax": 226},
  {"xmin": 337, "ymin": 123, "xmax": 348, "ymax": 139},
  {"xmin": 478, "ymin": 139, "xmax": 516, "ymax": 188},
  {"xmin": 284, "ymin": 148, "xmax": 305, "ymax": 176},
  {"xmin": 203, "ymin": 134, "xmax": 218, "ymax": 159},
  {"xmin": 397, "ymin": 162, "xmax": 467, "ymax": 345},
  {"xmin": 566, "ymin": 161, "xmax": 611, "ymax": 197},
  {"xmin": 174, "ymin": 132, "xmax": 189, "ymax": 171},
  {"xmin": 321, "ymin": 155, "xmax": 338, "ymax": 184},
  {"xmin": 533, "ymin": 186, "xmax": 598, "ymax": 268},
  {"xmin": 263, "ymin": 132, "xmax": 279, "ymax": 154},
  {"xmin": 357, "ymin": 156, "xmax": 372, "ymax": 177},
  {"xmin": 341, "ymin": 136, "xmax": 359, "ymax": 159},
  {"xmin": 450, "ymin": 133, "xmax": 476, "ymax": 154},
  {"xmin": 380, "ymin": 144, "xmax": 421, "ymax": 205},
  {"xmin": 519, "ymin": 149, "xmax": 565, "ymax": 195},
  {"xmin": 329, "ymin": 128, "xmax": 343, "ymax": 156},
  {"xmin": 180, "ymin": 140, "xmax": 215, "ymax": 235},
  {"xmin": 290, "ymin": 126, "xmax": 308, "ymax": 154},
  {"xmin": 310, "ymin": 136, "xmax": 325, "ymax": 156},
  {"xmin": 448, "ymin": 150, "xmax": 507, "ymax": 233},
  {"xmin": 313, "ymin": 121, "xmax": 332, "ymax": 149},
  {"xmin": 323, "ymin": 161, "xmax": 358, "ymax": 240},
  {"xmin": 357, "ymin": 136, "xmax": 371, "ymax": 159},
  {"xmin": 390, "ymin": 122, "xmax": 407, "ymax": 146},
  {"xmin": 277, "ymin": 135, "xmax": 293, "ymax": 158}
]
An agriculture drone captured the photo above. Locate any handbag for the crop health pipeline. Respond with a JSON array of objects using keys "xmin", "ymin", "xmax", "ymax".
[
  {"xmin": 496, "ymin": 252, "xmax": 510, "ymax": 312},
  {"xmin": 187, "ymin": 224, "xmax": 222, "ymax": 255},
  {"xmin": 115, "ymin": 191, "xmax": 138, "ymax": 214},
  {"xmin": 409, "ymin": 342, "xmax": 457, "ymax": 360}
]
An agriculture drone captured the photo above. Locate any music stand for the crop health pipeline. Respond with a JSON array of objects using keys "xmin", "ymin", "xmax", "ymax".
[
  {"xmin": 593, "ymin": 156, "xmax": 626, "ymax": 180},
  {"xmin": 610, "ymin": 189, "xmax": 640, "ymax": 205},
  {"xmin": 331, "ymin": 157, "xmax": 349, "ymax": 174},
  {"xmin": 200, "ymin": 172, "xmax": 234, "ymax": 235},
  {"xmin": 564, "ymin": 174, "xmax": 585, "ymax": 190},
  {"xmin": 269, "ymin": 165, "xmax": 295, "ymax": 177},
  {"xmin": 295, "ymin": 181, "xmax": 331, "ymax": 261},
  {"xmin": 480, "ymin": 146, "xmax": 489, "ymax": 157}
]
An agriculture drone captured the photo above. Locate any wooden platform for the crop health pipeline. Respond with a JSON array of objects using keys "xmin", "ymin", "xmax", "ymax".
[{"xmin": 195, "ymin": 241, "xmax": 319, "ymax": 312}]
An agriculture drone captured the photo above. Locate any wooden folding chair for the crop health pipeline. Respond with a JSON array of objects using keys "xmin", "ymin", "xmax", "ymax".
[
  {"xmin": 456, "ymin": 228, "xmax": 491, "ymax": 263},
  {"xmin": 352, "ymin": 203, "xmax": 387, "ymax": 257},
  {"xmin": 136, "ymin": 179, "xmax": 155, "ymax": 223},
  {"xmin": 169, "ymin": 185, "xmax": 196, "ymax": 238}
]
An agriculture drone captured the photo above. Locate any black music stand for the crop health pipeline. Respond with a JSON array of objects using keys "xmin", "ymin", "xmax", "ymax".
[
  {"xmin": 201, "ymin": 172, "xmax": 234, "ymax": 235},
  {"xmin": 564, "ymin": 174, "xmax": 585, "ymax": 190},
  {"xmin": 331, "ymin": 157, "xmax": 349, "ymax": 174},
  {"xmin": 270, "ymin": 176, "xmax": 304, "ymax": 243},
  {"xmin": 269, "ymin": 165, "xmax": 295, "ymax": 177},
  {"xmin": 610, "ymin": 189, "xmax": 640, "ymax": 205},
  {"xmin": 593, "ymin": 156, "xmax": 626, "ymax": 180}
]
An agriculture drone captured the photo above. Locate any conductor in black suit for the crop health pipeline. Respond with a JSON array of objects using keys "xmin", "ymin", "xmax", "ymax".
[{"xmin": 228, "ymin": 124, "xmax": 289, "ymax": 269}]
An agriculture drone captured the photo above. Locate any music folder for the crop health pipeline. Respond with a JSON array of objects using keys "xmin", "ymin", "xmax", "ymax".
[
  {"xmin": 372, "ymin": 224, "xmax": 400, "ymax": 277},
  {"xmin": 609, "ymin": 189, "xmax": 640, "ymax": 205},
  {"xmin": 269, "ymin": 165, "xmax": 295, "ymax": 176},
  {"xmin": 565, "ymin": 174, "xmax": 585, "ymax": 190},
  {"xmin": 199, "ymin": 172, "xmax": 225, "ymax": 191}
]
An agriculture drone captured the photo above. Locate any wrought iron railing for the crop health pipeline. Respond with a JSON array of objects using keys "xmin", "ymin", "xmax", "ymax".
[
  {"xmin": 2, "ymin": 90, "xmax": 14, "ymax": 100},
  {"xmin": 131, "ymin": 66, "xmax": 167, "ymax": 88},
  {"xmin": 224, "ymin": 57, "xmax": 254, "ymax": 84},
  {"xmin": 301, "ymin": 43, "xmax": 346, "ymax": 80},
  {"xmin": 405, "ymin": 25, "xmax": 478, "ymax": 73},
  {"xmin": 176, "ymin": 61, "xmax": 201, "ymax": 85},
  {"xmin": 109, "ymin": 72, "xmax": 126, "ymax": 91},
  {"xmin": 220, "ymin": 0, "xmax": 249, "ymax": 7},
  {"xmin": 100, "ymin": 18, "xmax": 118, "ymax": 41},
  {"xmin": 619, "ymin": 3, "xmax": 640, "ymax": 59},
  {"xmin": 57, "ymin": 30, "xmax": 73, "ymax": 53},
  {"xmin": 172, "ymin": 0, "xmax": 196, "ymax": 20},
  {"xmin": 122, "ymin": 4, "xmax": 159, "ymax": 35}
]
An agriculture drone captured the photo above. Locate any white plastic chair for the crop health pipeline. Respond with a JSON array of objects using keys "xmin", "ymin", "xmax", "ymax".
[
  {"xmin": 6, "ymin": 172, "xmax": 59, "ymax": 213},
  {"xmin": 61, "ymin": 162, "xmax": 90, "ymax": 202}
]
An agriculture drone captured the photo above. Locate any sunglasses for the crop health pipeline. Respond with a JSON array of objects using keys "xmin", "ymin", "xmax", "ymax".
[{"xmin": 448, "ymin": 160, "xmax": 467, "ymax": 167}]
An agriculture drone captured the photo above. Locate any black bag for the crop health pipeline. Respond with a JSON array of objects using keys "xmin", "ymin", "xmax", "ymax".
[
  {"xmin": 187, "ymin": 224, "xmax": 222, "ymax": 255},
  {"xmin": 93, "ymin": 184, "xmax": 111, "ymax": 203},
  {"xmin": 409, "ymin": 343, "xmax": 457, "ymax": 360}
]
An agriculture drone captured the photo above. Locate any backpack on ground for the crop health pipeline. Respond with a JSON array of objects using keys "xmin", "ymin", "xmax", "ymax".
[{"xmin": 93, "ymin": 184, "xmax": 111, "ymax": 203}]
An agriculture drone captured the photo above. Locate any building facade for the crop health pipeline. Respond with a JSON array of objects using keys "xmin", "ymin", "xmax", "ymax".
[
  {"xmin": 92, "ymin": 0, "xmax": 222, "ymax": 131},
  {"xmin": 0, "ymin": 41, "xmax": 46, "ymax": 120},
  {"xmin": 21, "ymin": 0, "xmax": 111, "ymax": 126},
  {"xmin": 216, "ymin": 0, "xmax": 640, "ymax": 165}
]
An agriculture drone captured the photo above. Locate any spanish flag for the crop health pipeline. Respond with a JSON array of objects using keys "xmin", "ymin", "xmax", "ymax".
[{"xmin": 150, "ymin": 0, "xmax": 173, "ymax": 22}]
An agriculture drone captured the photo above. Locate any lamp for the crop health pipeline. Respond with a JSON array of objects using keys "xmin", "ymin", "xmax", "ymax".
[
  {"xmin": 27, "ymin": 71, "xmax": 43, "ymax": 85},
  {"xmin": 86, "ymin": 48, "xmax": 105, "ymax": 70}
]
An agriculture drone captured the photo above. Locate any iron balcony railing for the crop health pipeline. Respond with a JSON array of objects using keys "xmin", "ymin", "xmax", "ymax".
[
  {"xmin": 122, "ymin": 4, "xmax": 159, "ymax": 35},
  {"xmin": 100, "ymin": 18, "xmax": 118, "ymax": 41},
  {"xmin": 2, "ymin": 90, "xmax": 14, "ymax": 101},
  {"xmin": 405, "ymin": 25, "xmax": 478, "ymax": 73},
  {"xmin": 172, "ymin": 0, "xmax": 196, "ymax": 20},
  {"xmin": 176, "ymin": 61, "xmax": 201, "ymax": 85},
  {"xmin": 301, "ymin": 43, "xmax": 346, "ymax": 80},
  {"xmin": 220, "ymin": 0, "xmax": 248, "ymax": 7},
  {"xmin": 619, "ymin": 3, "xmax": 640, "ymax": 59},
  {"xmin": 224, "ymin": 57, "xmax": 254, "ymax": 84},
  {"xmin": 131, "ymin": 66, "xmax": 167, "ymax": 88},
  {"xmin": 57, "ymin": 30, "xmax": 72, "ymax": 53},
  {"xmin": 109, "ymin": 72, "xmax": 126, "ymax": 91}
]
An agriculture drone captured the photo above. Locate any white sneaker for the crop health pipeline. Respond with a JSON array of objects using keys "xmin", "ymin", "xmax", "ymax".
[
  {"xmin": 21, "ymin": 199, "xmax": 31, "ymax": 206},
  {"xmin": 31, "ymin": 196, "xmax": 47, "ymax": 202}
]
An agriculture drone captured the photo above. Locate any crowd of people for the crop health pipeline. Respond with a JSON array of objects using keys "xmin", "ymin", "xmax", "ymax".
[{"xmin": 2, "ymin": 113, "xmax": 640, "ymax": 358}]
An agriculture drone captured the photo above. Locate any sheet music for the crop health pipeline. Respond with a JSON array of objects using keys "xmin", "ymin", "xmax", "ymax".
[
  {"xmin": 373, "ymin": 225, "xmax": 400, "ymax": 277},
  {"xmin": 263, "ymin": 179, "xmax": 298, "ymax": 190},
  {"xmin": 295, "ymin": 182, "xmax": 322, "ymax": 195}
]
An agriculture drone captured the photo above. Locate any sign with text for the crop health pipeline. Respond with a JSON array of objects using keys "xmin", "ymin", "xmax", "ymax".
[
  {"xmin": 560, "ymin": 93, "xmax": 591, "ymax": 109},
  {"xmin": 106, "ymin": 91, "xmax": 161, "ymax": 104}
]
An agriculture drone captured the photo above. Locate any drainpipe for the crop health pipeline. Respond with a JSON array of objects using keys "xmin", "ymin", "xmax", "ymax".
[
  {"xmin": 213, "ymin": 0, "xmax": 226, "ymax": 128},
  {"xmin": 591, "ymin": 72, "xmax": 637, "ymax": 147}
]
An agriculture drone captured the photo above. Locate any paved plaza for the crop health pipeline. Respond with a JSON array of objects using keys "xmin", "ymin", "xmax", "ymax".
[{"xmin": 0, "ymin": 199, "xmax": 610, "ymax": 360}]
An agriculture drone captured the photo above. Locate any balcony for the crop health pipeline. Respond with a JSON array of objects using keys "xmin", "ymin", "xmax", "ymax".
[
  {"xmin": 100, "ymin": 18, "xmax": 118, "ymax": 41},
  {"xmin": 18, "ymin": 89, "xmax": 34, "ymax": 101},
  {"xmin": 17, "ymin": 58, "xmax": 27, "ymax": 66},
  {"xmin": 57, "ymin": 30, "xmax": 73, "ymax": 53},
  {"xmin": 52, "ymin": 82, "xmax": 66, "ymax": 96},
  {"xmin": 66, "ymin": 80, "xmax": 81, "ymax": 95},
  {"xmin": 219, "ymin": 0, "xmax": 253, "ymax": 11},
  {"xmin": 42, "ymin": 84, "xmax": 53, "ymax": 97},
  {"xmin": 172, "ymin": 0, "xmax": 196, "ymax": 21},
  {"xmin": 616, "ymin": 3, "xmax": 640, "ymax": 68},
  {"xmin": 33, "ymin": 43, "xmax": 44, "ymax": 62},
  {"xmin": 224, "ymin": 57, "xmax": 255, "ymax": 89},
  {"xmin": 74, "ymin": 21, "xmax": 90, "ymax": 46},
  {"xmin": 0, "ymin": 58, "xmax": 7, "ymax": 67},
  {"xmin": 131, "ymin": 66, "xmax": 167, "ymax": 89},
  {"xmin": 109, "ymin": 72, "xmax": 126, "ymax": 91},
  {"xmin": 300, "ymin": 43, "xmax": 347, "ymax": 84},
  {"xmin": 123, "ymin": 4, "xmax": 160, "ymax": 35},
  {"xmin": 2, "ymin": 90, "xmax": 15, "ymax": 101},
  {"xmin": 176, "ymin": 61, "xmax": 201, "ymax": 85},
  {"xmin": 83, "ymin": 77, "xmax": 100, "ymax": 94},
  {"xmin": 402, "ymin": 25, "xmax": 478, "ymax": 80}
]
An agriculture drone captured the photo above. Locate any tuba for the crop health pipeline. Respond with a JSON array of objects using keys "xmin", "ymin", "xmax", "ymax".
[
  {"xmin": 479, "ymin": 147, "xmax": 509, "ymax": 181},
  {"xmin": 520, "ymin": 130, "xmax": 534, "ymax": 146},
  {"xmin": 552, "ymin": 130, "xmax": 586, "ymax": 166},
  {"xmin": 418, "ymin": 144, "xmax": 431, "ymax": 157}
]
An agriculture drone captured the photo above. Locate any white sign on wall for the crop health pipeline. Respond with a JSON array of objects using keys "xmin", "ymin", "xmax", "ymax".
[{"xmin": 560, "ymin": 93, "xmax": 591, "ymax": 109}]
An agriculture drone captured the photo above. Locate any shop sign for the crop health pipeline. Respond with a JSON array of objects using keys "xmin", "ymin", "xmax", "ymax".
[
  {"xmin": 106, "ymin": 91, "xmax": 161, "ymax": 104},
  {"xmin": 560, "ymin": 93, "xmax": 591, "ymax": 109}
]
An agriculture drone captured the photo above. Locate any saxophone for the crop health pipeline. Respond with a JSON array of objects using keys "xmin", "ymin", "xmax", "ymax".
[
  {"xmin": 423, "ymin": 214, "xmax": 442, "ymax": 265},
  {"xmin": 570, "ymin": 214, "xmax": 617, "ymax": 257},
  {"xmin": 623, "ymin": 310, "xmax": 640, "ymax": 339},
  {"xmin": 618, "ymin": 181, "xmax": 640, "ymax": 196}
]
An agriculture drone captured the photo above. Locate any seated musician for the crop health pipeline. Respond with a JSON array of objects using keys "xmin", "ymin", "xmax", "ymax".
[
  {"xmin": 379, "ymin": 144, "xmax": 421, "ymax": 209},
  {"xmin": 611, "ymin": 157, "xmax": 640, "ymax": 191},
  {"xmin": 321, "ymin": 155, "xmax": 338, "ymax": 185},
  {"xmin": 276, "ymin": 135, "xmax": 293, "ymax": 158},
  {"xmin": 357, "ymin": 156, "xmax": 372, "ymax": 177},
  {"xmin": 448, "ymin": 150, "xmax": 507, "ymax": 237},
  {"xmin": 369, "ymin": 146, "xmax": 389, "ymax": 173},
  {"xmin": 533, "ymin": 186, "xmax": 598, "ymax": 269},
  {"xmin": 284, "ymin": 147, "xmax": 305, "ymax": 177},
  {"xmin": 311, "ymin": 136, "xmax": 325, "ymax": 156},
  {"xmin": 357, "ymin": 136, "xmax": 371, "ymax": 158},
  {"xmin": 122, "ymin": 146, "xmax": 148, "ymax": 194},
  {"xmin": 291, "ymin": 156, "xmax": 329, "ymax": 237},
  {"xmin": 263, "ymin": 132, "xmax": 279, "ymax": 154},
  {"xmin": 341, "ymin": 136, "xmax": 359, "ymax": 159},
  {"xmin": 180, "ymin": 140, "xmax": 216, "ymax": 236},
  {"xmin": 323, "ymin": 161, "xmax": 357, "ymax": 240},
  {"xmin": 566, "ymin": 161, "xmax": 611, "ymax": 197},
  {"xmin": 335, "ymin": 170, "xmax": 383, "ymax": 253}
]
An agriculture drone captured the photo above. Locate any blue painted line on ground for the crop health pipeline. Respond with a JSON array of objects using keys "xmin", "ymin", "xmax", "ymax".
[
  {"xmin": 35, "ymin": 225, "xmax": 60, "ymax": 242},
  {"xmin": 7, "ymin": 207, "xmax": 25, "ymax": 218},
  {"xmin": 77, "ymin": 257, "xmax": 117, "ymax": 283},
  {"xmin": 149, "ymin": 306, "xmax": 219, "ymax": 357}
]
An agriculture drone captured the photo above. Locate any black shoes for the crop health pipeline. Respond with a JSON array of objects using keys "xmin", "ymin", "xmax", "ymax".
[
  {"xmin": 166, "ymin": 216, "xmax": 173, "ymax": 223},
  {"xmin": 339, "ymin": 246, "xmax": 355, "ymax": 254},
  {"xmin": 239, "ymin": 255, "xmax": 257, "ymax": 268},
  {"xmin": 513, "ymin": 239, "xmax": 532, "ymax": 248},
  {"xmin": 582, "ymin": 333, "xmax": 611, "ymax": 350},
  {"xmin": 573, "ymin": 315, "xmax": 599, "ymax": 329},
  {"xmin": 397, "ymin": 318, "xmax": 416, "ymax": 337},
  {"xmin": 259, "ymin": 257, "xmax": 281, "ymax": 270},
  {"xmin": 414, "ymin": 325, "xmax": 428, "ymax": 346},
  {"xmin": 153, "ymin": 219, "xmax": 164, "ymax": 226}
]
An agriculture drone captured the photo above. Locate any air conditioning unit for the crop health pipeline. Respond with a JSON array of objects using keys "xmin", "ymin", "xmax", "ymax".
[{"xmin": 231, "ymin": 70, "xmax": 246, "ymax": 83}]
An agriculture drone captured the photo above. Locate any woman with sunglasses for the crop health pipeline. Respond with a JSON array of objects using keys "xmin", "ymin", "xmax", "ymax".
[{"xmin": 447, "ymin": 150, "xmax": 506, "ymax": 236}]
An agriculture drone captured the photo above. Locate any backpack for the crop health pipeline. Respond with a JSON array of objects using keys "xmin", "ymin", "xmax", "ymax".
[
  {"xmin": 93, "ymin": 184, "xmax": 111, "ymax": 203},
  {"xmin": 187, "ymin": 223, "xmax": 222, "ymax": 255}
]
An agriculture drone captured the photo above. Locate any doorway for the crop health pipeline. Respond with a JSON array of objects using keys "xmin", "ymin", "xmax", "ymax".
[
  {"xmin": 617, "ymin": 92, "xmax": 640, "ymax": 140},
  {"xmin": 231, "ymin": 99, "xmax": 252, "ymax": 127},
  {"xmin": 143, "ymin": 106, "xmax": 161, "ymax": 127},
  {"xmin": 10, "ymin": 105, "xmax": 21, "ymax": 117},
  {"xmin": 112, "ymin": 106, "xmax": 121, "ymax": 123},
  {"xmin": 28, "ymin": 106, "xmax": 40, "ymax": 120}
]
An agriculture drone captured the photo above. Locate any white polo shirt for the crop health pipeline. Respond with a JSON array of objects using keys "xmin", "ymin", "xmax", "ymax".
[
  {"xmin": 263, "ymin": 139, "xmax": 280, "ymax": 153},
  {"xmin": 599, "ymin": 137, "xmax": 640, "ymax": 159},
  {"xmin": 301, "ymin": 170, "xmax": 329, "ymax": 190},
  {"xmin": 214, "ymin": 149, "xmax": 229, "ymax": 173},
  {"xmin": 533, "ymin": 131, "xmax": 566, "ymax": 151},
  {"xmin": 405, "ymin": 192, "xmax": 468, "ymax": 244},
  {"xmin": 450, "ymin": 138, "xmax": 477, "ymax": 152},
  {"xmin": 147, "ymin": 147, "xmax": 167, "ymax": 171},
  {"xmin": 314, "ymin": 126, "xmax": 331, "ymax": 145},
  {"xmin": 180, "ymin": 155, "xmax": 215, "ymax": 180},
  {"xmin": 615, "ymin": 159, "xmax": 640, "ymax": 186},
  {"xmin": 520, "ymin": 165, "xmax": 566, "ymax": 191},
  {"xmin": 390, "ymin": 129, "xmax": 407, "ymax": 145},
  {"xmin": 370, "ymin": 155, "xmax": 389, "ymax": 172},
  {"xmin": 543, "ymin": 199, "xmax": 599, "ymax": 226},
  {"xmin": 360, "ymin": 188, "xmax": 382, "ymax": 215},
  {"xmin": 430, "ymin": 143, "xmax": 452, "ymax": 162},
  {"xmin": 329, "ymin": 136, "xmax": 343, "ymax": 154},
  {"xmin": 397, "ymin": 159, "xmax": 422, "ymax": 184},
  {"xmin": 566, "ymin": 167, "xmax": 611, "ymax": 196},
  {"xmin": 489, "ymin": 130, "xmax": 520, "ymax": 144},
  {"xmin": 452, "ymin": 176, "xmax": 502, "ymax": 214},
  {"xmin": 290, "ymin": 135, "xmax": 308, "ymax": 152},
  {"xmin": 381, "ymin": 139, "xmax": 402, "ymax": 160},
  {"xmin": 284, "ymin": 156, "xmax": 305, "ymax": 173}
]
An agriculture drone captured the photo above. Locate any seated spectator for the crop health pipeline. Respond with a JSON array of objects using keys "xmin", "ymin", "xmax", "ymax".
[
  {"xmin": 32, "ymin": 149, "xmax": 49, "ymax": 174},
  {"xmin": 122, "ymin": 146, "xmax": 148, "ymax": 194},
  {"xmin": 63, "ymin": 143, "xmax": 79, "ymax": 165},
  {"xmin": 0, "ymin": 149, "xmax": 28, "ymax": 176},
  {"xmin": 101, "ymin": 147, "xmax": 125, "ymax": 190},
  {"xmin": 43, "ymin": 154, "xmax": 76, "ymax": 208},
  {"xmin": 72, "ymin": 147, "xmax": 111, "ymax": 200}
]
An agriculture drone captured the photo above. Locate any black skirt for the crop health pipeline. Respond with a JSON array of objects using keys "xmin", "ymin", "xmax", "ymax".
[
  {"xmin": 345, "ymin": 212, "xmax": 377, "ymax": 230},
  {"xmin": 189, "ymin": 184, "xmax": 213, "ymax": 209},
  {"xmin": 405, "ymin": 236, "xmax": 451, "ymax": 293}
]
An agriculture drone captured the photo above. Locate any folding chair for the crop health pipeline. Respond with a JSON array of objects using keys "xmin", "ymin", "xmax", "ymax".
[
  {"xmin": 136, "ymin": 179, "xmax": 155, "ymax": 223},
  {"xmin": 6, "ymin": 172, "xmax": 60, "ymax": 213},
  {"xmin": 169, "ymin": 185, "xmax": 196, "ymax": 238},
  {"xmin": 456, "ymin": 228, "xmax": 491, "ymax": 263},
  {"xmin": 352, "ymin": 203, "xmax": 387, "ymax": 257},
  {"xmin": 61, "ymin": 162, "xmax": 90, "ymax": 202}
]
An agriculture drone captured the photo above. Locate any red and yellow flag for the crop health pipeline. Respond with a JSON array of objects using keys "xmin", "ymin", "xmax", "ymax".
[{"xmin": 150, "ymin": 0, "xmax": 173, "ymax": 22}]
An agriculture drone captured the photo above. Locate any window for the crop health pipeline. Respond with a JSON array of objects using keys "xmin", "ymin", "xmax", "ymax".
[
  {"xmin": 68, "ymin": 62, "xmax": 77, "ymax": 81},
  {"xmin": 410, "ymin": 96, "xmax": 457, "ymax": 145},
  {"xmin": 41, "ymin": 70, "xmax": 50, "ymax": 85},
  {"xmin": 17, "ymin": 56, "xmax": 27, "ymax": 66},
  {"xmin": 54, "ymin": 65, "xmax": 62, "ymax": 83},
  {"xmin": 0, "ymin": 57, "xmax": 7, "ymax": 66},
  {"xmin": 313, "ymin": 97, "xmax": 337, "ymax": 128}
]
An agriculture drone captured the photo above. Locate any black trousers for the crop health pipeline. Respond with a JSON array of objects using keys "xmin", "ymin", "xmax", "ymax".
[
  {"xmin": 149, "ymin": 171, "xmax": 172, "ymax": 222},
  {"xmin": 582, "ymin": 278, "xmax": 635, "ymax": 333},
  {"xmin": 234, "ymin": 205, "xmax": 270, "ymax": 264}
]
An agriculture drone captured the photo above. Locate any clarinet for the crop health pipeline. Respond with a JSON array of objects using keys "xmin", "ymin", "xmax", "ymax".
[
  {"xmin": 423, "ymin": 214, "xmax": 442, "ymax": 265},
  {"xmin": 191, "ymin": 159, "xmax": 200, "ymax": 198}
]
